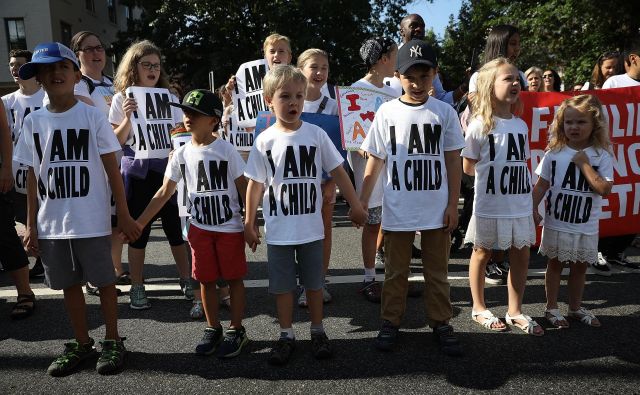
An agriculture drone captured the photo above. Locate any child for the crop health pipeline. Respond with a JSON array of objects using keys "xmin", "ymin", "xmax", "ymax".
[
  {"xmin": 297, "ymin": 48, "xmax": 338, "ymax": 306},
  {"xmin": 533, "ymin": 95, "xmax": 613, "ymax": 328},
  {"xmin": 244, "ymin": 65, "xmax": 367, "ymax": 365},
  {"xmin": 136, "ymin": 89, "xmax": 249, "ymax": 357},
  {"xmin": 109, "ymin": 40, "xmax": 191, "ymax": 310},
  {"xmin": 462, "ymin": 58, "xmax": 543, "ymax": 336},
  {"xmin": 349, "ymin": 37, "xmax": 398, "ymax": 303},
  {"xmin": 14, "ymin": 42, "xmax": 141, "ymax": 375},
  {"xmin": 359, "ymin": 40, "xmax": 465, "ymax": 355}
]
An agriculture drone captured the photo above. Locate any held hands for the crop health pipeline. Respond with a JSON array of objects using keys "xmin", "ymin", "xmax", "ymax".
[
  {"xmin": 122, "ymin": 97, "xmax": 138, "ymax": 119},
  {"xmin": 244, "ymin": 223, "xmax": 261, "ymax": 252},
  {"xmin": 23, "ymin": 226, "xmax": 39, "ymax": 255},
  {"xmin": 571, "ymin": 150, "xmax": 589, "ymax": 167},
  {"xmin": 442, "ymin": 204, "xmax": 459, "ymax": 233},
  {"xmin": 118, "ymin": 215, "xmax": 143, "ymax": 243},
  {"xmin": 348, "ymin": 201, "xmax": 368, "ymax": 228}
]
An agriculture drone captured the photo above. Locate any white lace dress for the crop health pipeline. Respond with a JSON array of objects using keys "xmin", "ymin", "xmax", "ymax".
[
  {"xmin": 465, "ymin": 215, "xmax": 536, "ymax": 250},
  {"xmin": 538, "ymin": 228, "xmax": 598, "ymax": 264}
]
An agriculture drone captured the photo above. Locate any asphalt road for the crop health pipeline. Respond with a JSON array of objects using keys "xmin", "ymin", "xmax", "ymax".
[{"xmin": 1, "ymin": 201, "xmax": 639, "ymax": 393}]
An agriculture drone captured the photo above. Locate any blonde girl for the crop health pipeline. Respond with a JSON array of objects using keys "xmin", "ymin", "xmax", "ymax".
[
  {"xmin": 109, "ymin": 40, "xmax": 191, "ymax": 310},
  {"xmin": 462, "ymin": 57, "xmax": 543, "ymax": 336},
  {"xmin": 533, "ymin": 95, "xmax": 613, "ymax": 328}
]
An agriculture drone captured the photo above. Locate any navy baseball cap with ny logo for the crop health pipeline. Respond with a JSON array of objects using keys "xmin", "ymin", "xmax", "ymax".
[
  {"xmin": 396, "ymin": 39, "xmax": 437, "ymax": 74},
  {"xmin": 169, "ymin": 89, "xmax": 223, "ymax": 118}
]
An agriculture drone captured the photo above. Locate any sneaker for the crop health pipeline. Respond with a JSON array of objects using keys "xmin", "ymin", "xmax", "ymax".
[
  {"xmin": 374, "ymin": 251, "xmax": 385, "ymax": 271},
  {"xmin": 180, "ymin": 279, "xmax": 195, "ymax": 300},
  {"xmin": 496, "ymin": 260, "xmax": 510, "ymax": 279},
  {"xmin": 96, "ymin": 338, "xmax": 127, "ymax": 375},
  {"xmin": 433, "ymin": 324, "xmax": 463, "ymax": 356},
  {"xmin": 268, "ymin": 337, "xmax": 296, "ymax": 366},
  {"xmin": 86, "ymin": 283, "xmax": 122, "ymax": 297},
  {"xmin": 29, "ymin": 257, "xmax": 44, "ymax": 278},
  {"xmin": 47, "ymin": 338, "xmax": 97, "ymax": 377},
  {"xmin": 590, "ymin": 253, "xmax": 612, "ymax": 276},
  {"xmin": 485, "ymin": 263, "xmax": 504, "ymax": 285},
  {"xmin": 322, "ymin": 284, "xmax": 332, "ymax": 304},
  {"xmin": 190, "ymin": 301, "xmax": 204, "ymax": 319},
  {"xmin": 195, "ymin": 326, "xmax": 223, "ymax": 355},
  {"xmin": 375, "ymin": 320, "xmax": 399, "ymax": 351},
  {"xmin": 129, "ymin": 284, "xmax": 151, "ymax": 310},
  {"xmin": 115, "ymin": 271, "xmax": 131, "ymax": 285},
  {"xmin": 297, "ymin": 286, "xmax": 308, "ymax": 308},
  {"xmin": 412, "ymin": 244, "xmax": 422, "ymax": 259},
  {"xmin": 216, "ymin": 327, "xmax": 249, "ymax": 358},
  {"xmin": 360, "ymin": 280, "xmax": 382, "ymax": 303},
  {"xmin": 311, "ymin": 332, "xmax": 333, "ymax": 359},
  {"xmin": 608, "ymin": 254, "xmax": 640, "ymax": 271}
]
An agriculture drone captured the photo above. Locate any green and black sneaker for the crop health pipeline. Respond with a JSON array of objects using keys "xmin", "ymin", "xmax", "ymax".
[
  {"xmin": 47, "ymin": 338, "xmax": 97, "ymax": 377},
  {"xmin": 96, "ymin": 338, "xmax": 127, "ymax": 375}
]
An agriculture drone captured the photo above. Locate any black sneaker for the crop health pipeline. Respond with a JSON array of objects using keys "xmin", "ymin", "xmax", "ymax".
[
  {"xmin": 268, "ymin": 337, "xmax": 296, "ymax": 366},
  {"xmin": 96, "ymin": 338, "xmax": 127, "ymax": 375},
  {"xmin": 412, "ymin": 244, "xmax": 422, "ymax": 259},
  {"xmin": 216, "ymin": 327, "xmax": 249, "ymax": 358},
  {"xmin": 485, "ymin": 262, "xmax": 504, "ymax": 285},
  {"xmin": 47, "ymin": 338, "xmax": 97, "ymax": 377},
  {"xmin": 608, "ymin": 254, "xmax": 640, "ymax": 271},
  {"xmin": 311, "ymin": 332, "xmax": 333, "ymax": 360},
  {"xmin": 374, "ymin": 320, "xmax": 399, "ymax": 351},
  {"xmin": 590, "ymin": 253, "xmax": 612, "ymax": 276},
  {"xmin": 433, "ymin": 324, "xmax": 463, "ymax": 357},
  {"xmin": 195, "ymin": 326, "xmax": 223, "ymax": 355},
  {"xmin": 496, "ymin": 260, "xmax": 510, "ymax": 279},
  {"xmin": 360, "ymin": 280, "xmax": 382, "ymax": 303},
  {"xmin": 85, "ymin": 283, "xmax": 122, "ymax": 296},
  {"xmin": 29, "ymin": 258, "xmax": 44, "ymax": 278}
]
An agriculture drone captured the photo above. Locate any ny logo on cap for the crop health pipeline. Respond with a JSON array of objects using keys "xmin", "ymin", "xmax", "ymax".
[
  {"xmin": 409, "ymin": 45, "xmax": 422, "ymax": 58},
  {"xmin": 186, "ymin": 91, "xmax": 204, "ymax": 105}
]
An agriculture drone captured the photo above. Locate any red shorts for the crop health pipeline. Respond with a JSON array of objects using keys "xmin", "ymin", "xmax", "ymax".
[{"xmin": 187, "ymin": 225, "xmax": 247, "ymax": 283}]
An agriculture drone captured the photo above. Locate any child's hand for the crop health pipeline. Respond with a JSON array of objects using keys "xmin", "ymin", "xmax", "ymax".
[
  {"xmin": 23, "ymin": 226, "xmax": 39, "ymax": 255},
  {"xmin": 225, "ymin": 75, "xmax": 236, "ymax": 93},
  {"xmin": 348, "ymin": 203, "xmax": 368, "ymax": 228},
  {"xmin": 118, "ymin": 215, "xmax": 143, "ymax": 242},
  {"xmin": 533, "ymin": 209, "xmax": 543, "ymax": 226},
  {"xmin": 0, "ymin": 165, "xmax": 14, "ymax": 193},
  {"xmin": 122, "ymin": 97, "xmax": 138, "ymax": 119},
  {"xmin": 571, "ymin": 150, "xmax": 589, "ymax": 167},
  {"xmin": 442, "ymin": 204, "xmax": 459, "ymax": 233},
  {"xmin": 244, "ymin": 223, "xmax": 261, "ymax": 252}
]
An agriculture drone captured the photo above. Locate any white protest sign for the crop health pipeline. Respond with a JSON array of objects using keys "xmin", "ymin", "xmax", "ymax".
[
  {"xmin": 126, "ymin": 87, "xmax": 178, "ymax": 159},
  {"xmin": 225, "ymin": 110, "xmax": 254, "ymax": 151},
  {"xmin": 336, "ymin": 86, "xmax": 396, "ymax": 151},
  {"xmin": 232, "ymin": 59, "xmax": 269, "ymax": 128},
  {"xmin": 171, "ymin": 129, "xmax": 192, "ymax": 217}
]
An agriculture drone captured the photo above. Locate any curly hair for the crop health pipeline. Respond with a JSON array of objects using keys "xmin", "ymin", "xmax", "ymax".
[
  {"xmin": 547, "ymin": 94, "xmax": 611, "ymax": 154},
  {"xmin": 113, "ymin": 40, "xmax": 169, "ymax": 93}
]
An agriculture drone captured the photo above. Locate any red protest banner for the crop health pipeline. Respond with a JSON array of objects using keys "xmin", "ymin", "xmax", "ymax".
[{"xmin": 520, "ymin": 86, "xmax": 640, "ymax": 237}]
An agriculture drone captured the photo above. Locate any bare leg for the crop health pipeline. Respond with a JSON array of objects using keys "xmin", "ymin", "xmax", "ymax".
[
  {"xmin": 63, "ymin": 284, "xmax": 90, "ymax": 344},
  {"xmin": 306, "ymin": 288, "xmax": 324, "ymax": 326},
  {"xmin": 111, "ymin": 229, "xmax": 125, "ymax": 277},
  {"xmin": 507, "ymin": 246, "xmax": 543, "ymax": 335},
  {"xmin": 201, "ymin": 281, "xmax": 220, "ymax": 328},
  {"xmin": 362, "ymin": 223, "xmax": 380, "ymax": 270},
  {"xmin": 227, "ymin": 279, "xmax": 245, "ymax": 328},
  {"xmin": 275, "ymin": 292, "xmax": 294, "ymax": 329},
  {"xmin": 170, "ymin": 244, "xmax": 190, "ymax": 279},
  {"xmin": 98, "ymin": 284, "xmax": 121, "ymax": 340},
  {"xmin": 469, "ymin": 247, "xmax": 492, "ymax": 312},
  {"xmin": 567, "ymin": 262, "xmax": 588, "ymax": 311},
  {"xmin": 544, "ymin": 258, "xmax": 563, "ymax": 310},
  {"xmin": 9, "ymin": 265, "xmax": 33, "ymax": 295},
  {"xmin": 128, "ymin": 246, "xmax": 145, "ymax": 285}
]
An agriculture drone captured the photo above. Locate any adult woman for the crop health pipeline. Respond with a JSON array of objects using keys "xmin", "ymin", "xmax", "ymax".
[
  {"xmin": 582, "ymin": 51, "xmax": 623, "ymax": 90},
  {"xmin": 524, "ymin": 67, "xmax": 543, "ymax": 92},
  {"xmin": 542, "ymin": 69, "xmax": 561, "ymax": 92}
]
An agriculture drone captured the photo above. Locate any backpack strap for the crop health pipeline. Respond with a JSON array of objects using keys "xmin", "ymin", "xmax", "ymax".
[
  {"xmin": 81, "ymin": 75, "xmax": 96, "ymax": 94},
  {"xmin": 316, "ymin": 96, "xmax": 329, "ymax": 114}
]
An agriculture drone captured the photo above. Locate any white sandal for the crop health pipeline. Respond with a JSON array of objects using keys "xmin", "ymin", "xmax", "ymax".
[
  {"xmin": 568, "ymin": 307, "xmax": 601, "ymax": 327},
  {"xmin": 472, "ymin": 309, "xmax": 507, "ymax": 332},
  {"xmin": 544, "ymin": 308, "xmax": 570, "ymax": 329},
  {"xmin": 505, "ymin": 312, "xmax": 544, "ymax": 336}
]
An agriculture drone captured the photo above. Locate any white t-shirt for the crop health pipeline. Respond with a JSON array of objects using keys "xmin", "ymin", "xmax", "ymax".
[
  {"xmin": 602, "ymin": 73, "xmax": 640, "ymax": 88},
  {"xmin": 469, "ymin": 70, "xmax": 528, "ymax": 93},
  {"xmin": 13, "ymin": 101, "xmax": 121, "ymax": 239},
  {"xmin": 244, "ymin": 121, "xmax": 344, "ymax": 245},
  {"xmin": 535, "ymin": 146, "xmax": 614, "ymax": 235},
  {"xmin": 462, "ymin": 116, "xmax": 532, "ymax": 218},
  {"xmin": 74, "ymin": 75, "xmax": 114, "ymax": 116},
  {"xmin": 2, "ymin": 88, "xmax": 46, "ymax": 193},
  {"xmin": 303, "ymin": 96, "xmax": 338, "ymax": 115},
  {"xmin": 348, "ymin": 78, "xmax": 397, "ymax": 208},
  {"xmin": 361, "ymin": 98, "xmax": 466, "ymax": 231},
  {"xmin": 166, "ymin": 138, "xmax": 245, "ymax": 232}
]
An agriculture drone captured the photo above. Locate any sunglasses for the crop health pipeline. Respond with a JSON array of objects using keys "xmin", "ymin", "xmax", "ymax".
[{"xmin": 138, "ymin": 61, "xmax": 161, "ymax": 71}]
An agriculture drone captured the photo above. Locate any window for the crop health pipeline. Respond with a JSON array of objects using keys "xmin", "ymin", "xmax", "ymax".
[
  {"xmin": 108, "ymin": 0, "xmax": 117, "ymax": 23},
  {"xmin": 60, "ymin": 21, "xmax": 72, "ymax": 46},
  {"xmin": 85, "ymin": 0, "xmax": 95, "ymax": 12},
  {"xmin": 5, "ymin": 18, "xmax": 26, "ymax": 51}
]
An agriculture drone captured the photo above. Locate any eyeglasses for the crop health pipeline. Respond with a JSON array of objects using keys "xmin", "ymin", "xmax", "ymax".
[
  {"xmin": 138, "ymin": 61, "xmax": 161, "ymax": 71},
  {"xmin": 543, "ymin": 74, "xmax": 554, "ymax": 78},
  {"xmin": 80, "ymin": 45, "xmax": 105, "ymax": 53}
]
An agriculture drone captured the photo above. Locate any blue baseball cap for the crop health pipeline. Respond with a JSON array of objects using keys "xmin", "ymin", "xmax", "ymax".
[{"xmin": 18, "ymin": 42, "xmax": 80, "ymax": 80}]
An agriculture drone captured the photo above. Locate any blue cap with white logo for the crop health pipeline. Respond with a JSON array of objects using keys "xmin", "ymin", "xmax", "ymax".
[{"xmin": 19, "ymin": 42, "xmax": 80, "ymax": 80}]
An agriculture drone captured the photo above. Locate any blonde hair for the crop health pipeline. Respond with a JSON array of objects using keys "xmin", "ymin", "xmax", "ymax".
[
  {"xmin": 525, "ymin": 66, "xmax": 542, "ymax": 79},
  {"xmin": 548, "ymin": 94, "xmax": 611, "ymax": 153},
  {"xmin": 263, "ymin": 33, "xmax": 291, "ymax": 54},
  {"xmin": 113, "ymin": 40, "xmax": 169, "ymax": 93},
  {"xmin": 296, "ymin": 48, "xmax": 329, "ymax": 68},
  {"xmin": 263, "ymin": 65, "xmax": 307, "ymax": 99},
  {"xmin": 473, "ymin": 57, "xmax": 522, "ymax": 134}
]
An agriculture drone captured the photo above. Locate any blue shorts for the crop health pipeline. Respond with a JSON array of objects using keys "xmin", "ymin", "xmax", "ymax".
[{"xmin": 266, "ymin": 240, "xmax": 323, "ymax": 294}]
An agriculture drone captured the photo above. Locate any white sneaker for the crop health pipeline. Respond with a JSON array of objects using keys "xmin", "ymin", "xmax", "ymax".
[
  {"xmin": 297, "ymin": 286, "xmax": 307, "ymax": 307},
  {"xmin": 589, "ymin": 253, "xmax": 612, "ymax": 276},
  {"xmin": 322, "ymin": 285, "xmax": 332, "ymax": 304},
  {"xmin": 190, "ymin": 301, "xmax": 204, "ymax": 319}
]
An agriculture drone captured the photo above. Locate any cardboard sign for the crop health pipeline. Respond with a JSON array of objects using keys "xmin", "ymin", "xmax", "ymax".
[
  {"xmin": 336, "ymin": 86, "xmax": 396, "ymax": 151},
  {"xmin": 521, "ymin": 86, "xmax": 640, "ymax": 237},
  {"xmin": 254, "ymin": 111, "xmax": 346, "ymax": 160},
  {"xmin": 232, "ymin": 59, "xmax": 269, "ymax": 128},
  {"xmin": 126, "ymin": 87, "xmax": 178, "ymax": 159}
]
